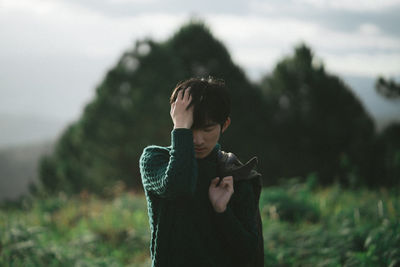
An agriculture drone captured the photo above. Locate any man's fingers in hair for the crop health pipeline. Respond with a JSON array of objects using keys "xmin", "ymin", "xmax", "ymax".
[
  {"xmin": 176, "ymin": 89, "xmax": 183, "ymax": 102},
  {"xmin": 185, "ymin": 87, "xmax": 192, "ymax": 101},
  {"xmin": 182, "ymin": 88, "xmax": 186, "ymax": 99}
]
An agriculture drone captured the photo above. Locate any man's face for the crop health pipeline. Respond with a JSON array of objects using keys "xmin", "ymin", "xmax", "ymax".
[{"xmin": 192, "ymin": 118, "xmax": 230, "ymax": 159}]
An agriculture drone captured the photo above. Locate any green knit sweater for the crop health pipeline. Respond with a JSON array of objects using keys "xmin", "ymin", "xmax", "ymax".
[{"xmin": 139, "ymin": 128, "xmax": 259, "ymax": 267}]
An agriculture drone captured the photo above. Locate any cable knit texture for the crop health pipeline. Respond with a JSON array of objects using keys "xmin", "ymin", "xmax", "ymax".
[{"xmin": 139, "ymin": 128, "xmax": 259, "ymax": 267}]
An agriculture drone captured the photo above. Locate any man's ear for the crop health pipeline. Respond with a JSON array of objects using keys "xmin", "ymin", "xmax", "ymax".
[{"xmin": 221, "ymin": 117, "xmax": 231, "ymax": 133}]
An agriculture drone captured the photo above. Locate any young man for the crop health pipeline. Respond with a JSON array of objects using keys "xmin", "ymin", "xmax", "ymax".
[{"xmin": 139, "ymin": 77, "xmax": 263, "ymax": 267}]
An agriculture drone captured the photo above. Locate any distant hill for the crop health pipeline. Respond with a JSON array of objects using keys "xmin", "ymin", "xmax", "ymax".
[
  {"xmin": 343, "ymin": 76, "xmax": 400, "ymax": 132},
  {"xmin": 0, "ymin": 140, "xmax": 55, "ymax": 201}
]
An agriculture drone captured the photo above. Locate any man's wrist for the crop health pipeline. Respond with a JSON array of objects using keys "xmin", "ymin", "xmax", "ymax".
[
  {"xmin": 174, "ymin": 124, "xmax": 192, "ymax": 129},
  {"xmin": 171, "ymin": 127, "xmax": 193, "ymax": 149}
]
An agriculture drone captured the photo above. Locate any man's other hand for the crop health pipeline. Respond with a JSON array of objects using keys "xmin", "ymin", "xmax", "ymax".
[
  {"xmin": 208, "ymin": 176, "xmax": 234, "ymax": 213},
  {"xmin": 170, "ymin": 88, "xmax": 194, "ymax": 129}
]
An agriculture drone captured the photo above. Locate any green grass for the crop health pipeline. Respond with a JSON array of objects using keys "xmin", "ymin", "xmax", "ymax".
[
  {"xmin": 261, "ymin": 179, "xmax": 400, "ymax": 266},
  {"xmin": 0, "ymin": 192, "xmax": 151, "ymax": 266},
  {"xmin": 1, "ymin": 179, "xmax": 399, "ymax": 266}
]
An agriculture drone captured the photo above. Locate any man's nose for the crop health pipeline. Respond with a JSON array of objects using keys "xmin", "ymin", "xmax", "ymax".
[{"xmin": 193, "ymin": 131, "xmax": 204, "ymax": 146}]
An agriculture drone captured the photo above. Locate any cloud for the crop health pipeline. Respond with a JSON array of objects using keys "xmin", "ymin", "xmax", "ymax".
[
  {"xmin": 0, "ymin": 0, "xmax": 187, "ymax": 119},
  {"xmin": 296, "ymin": 0, "xmax": 400, "ymax": 12},
  {"xmin": 1, "ymin": 0, "xmax": 185, "ymax": 57},
  {"xmin": 107, "ymin": 0, "xmax": 158, "ymax": 3},
  {"xmin": 205, "ymin": 14, "xmax": 400, "ymax": 78},
  {"xmin": 248, "ymin": 0, "xmax": 400, "ymax": 38},
  {"xmin": 250, "ymin": 0, "xmax": 400, "ymax": 13},
  {"xmin": 359, "ymin": 23, "xmax": 381, "ymax": 35},
  {"xmin": 1, "ymin": 0, "xmax": 399, "ymax": 120},
  {"xmin": 325, "ymin": 53, "xmax": 400, "ymax": 77},
  {"xmin": 2, "ymin": 0, "xmax": 399, "ymax": 78}
]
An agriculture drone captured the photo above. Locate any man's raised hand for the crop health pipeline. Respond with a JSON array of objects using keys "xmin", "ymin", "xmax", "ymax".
[{"xmin": 170, "ymin": 88, "xmax": 194, "ymax": 129}]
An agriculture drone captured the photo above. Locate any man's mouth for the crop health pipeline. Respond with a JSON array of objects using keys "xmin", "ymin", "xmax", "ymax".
[{"xmin": 195, "ymin": 147, "xmax": 206, "ymax": 152}]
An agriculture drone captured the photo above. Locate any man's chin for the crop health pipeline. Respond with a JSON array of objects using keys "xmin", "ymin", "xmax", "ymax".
[
  {"xmin": 195, "ymin": 153, "xmax": 205, "ymax": 159},
  {"xmin": 195, "ymin": 150, "xmax": 210, "ymax": 159}
]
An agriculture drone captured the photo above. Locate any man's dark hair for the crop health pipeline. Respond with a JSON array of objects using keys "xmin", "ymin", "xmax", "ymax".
[{"xmin": 170, "ymin": 77, "xmax": 231, "ymax": 129}]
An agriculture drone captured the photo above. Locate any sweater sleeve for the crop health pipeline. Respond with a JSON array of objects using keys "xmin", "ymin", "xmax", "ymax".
[
  {"xmin": 214, "ymin": 180, "xmax": 259, "ymax": 265},
  {"xmin": 139, "ymin": 128, "xmax": 198, "ymax": 198}
]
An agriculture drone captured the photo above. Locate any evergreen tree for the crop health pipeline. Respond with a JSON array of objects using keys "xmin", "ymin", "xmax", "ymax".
[{"xmin": 259, "ymin": 44, "xmax": 375, "ymax": 186}]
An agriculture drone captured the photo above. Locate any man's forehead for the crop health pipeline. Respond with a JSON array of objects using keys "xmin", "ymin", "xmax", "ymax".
[{"xmin": 203, "ymin": 121, "xmax": 219, "ymax": 127}]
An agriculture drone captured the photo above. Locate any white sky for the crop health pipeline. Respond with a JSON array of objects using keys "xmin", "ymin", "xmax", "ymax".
[{"xmin": 1, "ymin": 0, "xmax": 399, "ymax": 122}]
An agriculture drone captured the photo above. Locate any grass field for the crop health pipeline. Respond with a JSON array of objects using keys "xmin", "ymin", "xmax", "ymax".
[{"xmin": 1, "ymin": 178, "xmax": 399, "ymax": 266}]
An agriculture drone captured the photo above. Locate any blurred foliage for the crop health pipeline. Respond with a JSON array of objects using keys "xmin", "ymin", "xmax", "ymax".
[
  {"xmin": 369, "ymin": 123, "xmax": 400, "ymax": 187},
  {"xmin": 38, "ymin": 20, "xmax": 266, "ymax": 195},
  {"xmin": 38, "ymin": 20, "xmax": 399, "ymax": 195},
  {"xmin": 2, "ymin": 180, "xmax": 400, "ymax": 266},
  {"xmin": 375, "ymin": 76, "xmax": 400, "ymax": 98},
  {"xmin": 260, "ymin": 44, "xmax": 375, "ymax": 186},
  {"xmin": 260, "ymin": 176, "xmax": 320, "ymax": 223}
]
